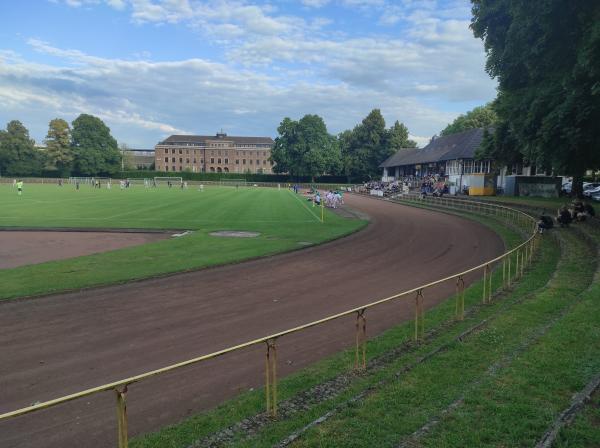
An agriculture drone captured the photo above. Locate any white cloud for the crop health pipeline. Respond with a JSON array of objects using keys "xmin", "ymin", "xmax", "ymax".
[
  {"xmin": 0, "ymin": 40, "xmax": 460, "ymax": 147},
  {"xmin": 6, "ymin": 0, "xmax": 497, "ymax": 146}
]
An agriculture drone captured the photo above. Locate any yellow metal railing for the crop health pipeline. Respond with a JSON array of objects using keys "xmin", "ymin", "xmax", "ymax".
[{"xmin": 0, "ymin": 194, "xmax": 539, "ymax": 447}]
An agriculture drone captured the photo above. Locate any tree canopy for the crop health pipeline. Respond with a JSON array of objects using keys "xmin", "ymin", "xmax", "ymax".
[
  {"xmin": 71, "ymin": 114, "xmax": 120, "ymax": 176},
  {"xmin": 471, "ymin": 0, "xmax": 600, "ymax": 196},
  {"xmin": 340, "ymin": 110, "xmax": 416, "ymax": 181},
  {"xmin": 271, "ymin": 114, "xmax": 341, "ymax": 179},
  {"xmin": 44, "ymin": 118, "xmax": 73, "ymax": 176},
  {"xmin": 440, "ymin": 103, "xmax": 497, "ymax": 136},
  {"xmin": 0, "ymin": 120, "xmax": 43, "ymax": 176}
]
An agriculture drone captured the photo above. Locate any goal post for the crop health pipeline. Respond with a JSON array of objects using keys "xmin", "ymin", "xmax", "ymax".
[
  {"xmin": 153, "ymin": 176, "xmax": 183, "ymax": 186},
  {"xmin": 219, "ymin": 178, "xmax": 247, "ymax": 187}
]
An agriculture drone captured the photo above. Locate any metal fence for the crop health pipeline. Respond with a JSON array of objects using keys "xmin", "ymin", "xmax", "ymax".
[{"xmin": 0, "ymin": 194, "xmax": 539, "ymax": 447}]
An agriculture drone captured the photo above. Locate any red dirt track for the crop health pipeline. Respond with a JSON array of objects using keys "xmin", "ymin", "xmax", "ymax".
[{"xmin": 0, "ymin": 195, "xmax": 503, "ymax": 447}]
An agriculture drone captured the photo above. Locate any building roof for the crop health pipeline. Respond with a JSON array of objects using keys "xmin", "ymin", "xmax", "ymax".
[
  {"xmin": 159, "ymin": 133, "xmax": 274, "ymax": 145},
  {"xmin": 379, "ymin": 128, "xmax": 486, "ymax": 168}
]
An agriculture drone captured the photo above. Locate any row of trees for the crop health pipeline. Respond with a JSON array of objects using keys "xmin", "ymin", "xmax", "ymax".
[
  {"xmin": 0, "ymin": 114, "xmax": 121, "ymax": 177},
  {"xmin": 471, "ymin": 0, "xmax": 600, "ymax": 196},
  {"xmin": 271, "ymin": 109, "xmax": 417, "ymax": 181}
]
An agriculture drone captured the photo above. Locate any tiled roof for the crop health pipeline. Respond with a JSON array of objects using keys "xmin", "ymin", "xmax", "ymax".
[
  {"xmin": 379, "ymin": 128, "xmax": 486, "ymax": 168},
  {"xmin": 159, "ymin": 134, "xmax": 274, "ymax": 145}
]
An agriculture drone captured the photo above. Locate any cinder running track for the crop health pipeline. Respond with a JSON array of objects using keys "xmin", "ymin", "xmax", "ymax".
[{"xmin": 0, "ymin": 195, "xmax": 503, "ymax": 447}]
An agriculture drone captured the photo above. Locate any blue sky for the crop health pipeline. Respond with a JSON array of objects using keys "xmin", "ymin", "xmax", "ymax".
[{"xmin": 0, "ymin": 0, "xmax": 497, "ymax": 148}]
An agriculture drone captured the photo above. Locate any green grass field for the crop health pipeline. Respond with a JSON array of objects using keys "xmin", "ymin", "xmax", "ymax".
[{"xmin": 0, "ymin": 183, "xmax": 366, "ymax": 300}]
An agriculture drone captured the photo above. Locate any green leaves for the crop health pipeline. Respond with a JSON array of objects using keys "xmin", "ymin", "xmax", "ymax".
[
  {"xmin": 71, "ymin": 114, "xmax": 120, "ymax": 176},
  {"xmin": 472, "ymin": 1, "xmax": 600, "ymax": 188},
  {"xmin": 0, "ymin": 120, "xmax": 42, "ymax": 176},
  {"xmin": 441, "ymin": 103, "xmax": 497, "ymax": 137},
  {"xmin": 272, "ymin": 114, "xmax": 340, "ymax": 179},
  {"xmin": 44, "ymin": 118, "xmax": 73, "ymax": 175}
]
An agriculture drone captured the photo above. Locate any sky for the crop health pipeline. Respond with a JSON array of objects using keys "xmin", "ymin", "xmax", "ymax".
[{"xmin": 0, "ymin": 0, "xmax": 497, "ymax": 148}]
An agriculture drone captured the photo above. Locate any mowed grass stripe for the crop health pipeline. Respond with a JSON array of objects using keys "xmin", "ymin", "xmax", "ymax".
[
  {"xmin": 0, "ymin": 185, "xmax": 366, "ymax": 300},
  {"xmin": 0, "ymin": 185, "xmax": 320, "ymax": 229}
]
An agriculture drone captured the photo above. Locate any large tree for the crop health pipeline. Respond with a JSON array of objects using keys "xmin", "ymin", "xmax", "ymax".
[
  {"xmin": 0, "ymin": 120, "xmax": 43, "ymax": 176},
  {"xmin": 271, "ymin": 114, "xmax": 340, "ymax": 179},
  {"xmin": 71, "ymin": 114, "xmax": 120, "ymax": 176},
  {"xmin": 344, "ymin": 109, "xmax": 388, "ymax": 180},
  {"xmin": 387, "ymin": 120, "xmax": 418, "ymax": 151},
  {"xmin": 440, "ymin": 103, "xmax": 497, "ymax": 136},
  {"xmin": 471, "ymin": 1, "xmax": 600, "ymax": 197},
  {"xmin": 44, "ymin": 118, "xmax": 73, "ymax": 176}
]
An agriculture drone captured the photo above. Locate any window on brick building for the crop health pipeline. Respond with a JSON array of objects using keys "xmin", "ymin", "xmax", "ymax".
[
  {"xmin": 211, "ymin": 158, "xmax": 214, "ymax": 163},
  {"xmin": 164, "ymin": 157, "xmax": 168, "ymax": 162},
  {"xmin": 165, "ymin": 166, "xmax": 169, "ymax": 171},
  {"xmin": 217, "ymin": 158, "xmax": 221, "ymax": 164},
  {"xmin": 224, "ymin": 158, "xmax": 228, "ymax": 164},
  {"xmin": 179, "ymin": 157, "xmax": 183, "ymax": 163},
  {"xmin": 172, "ymin": 157, "xmax": 175, "ymax": 162},
  {"xmin": 243, "ymin": 159, "xmax": 246, "ymax": 164},
  {"xmin": 236, "ymin": 159, "xmax": 239, "ymax": 164},
  {"xmin": 179, "ymin": 149, "xmax": 182, "ymax": 154}
]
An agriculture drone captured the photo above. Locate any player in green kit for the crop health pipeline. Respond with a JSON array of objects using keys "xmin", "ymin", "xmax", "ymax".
[{"xmin": 16, "ymin": 180, "xmax": 23, "ymax": 196}]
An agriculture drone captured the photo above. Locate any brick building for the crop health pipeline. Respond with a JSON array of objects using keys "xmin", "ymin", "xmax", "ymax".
[{"xmin": 154, "ymin": 132, "xmax": 275, "ymax": 174}]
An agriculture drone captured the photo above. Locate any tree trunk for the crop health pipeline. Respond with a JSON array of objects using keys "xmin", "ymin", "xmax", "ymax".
[{"xmin": 572, "ymin": 174, "xmax": 584, "ymax": 199}]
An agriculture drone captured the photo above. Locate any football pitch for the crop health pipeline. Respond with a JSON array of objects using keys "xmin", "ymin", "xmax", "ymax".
[{"xmin": 0, "ymin": 183, "xmax": 366, "ymax": 300}]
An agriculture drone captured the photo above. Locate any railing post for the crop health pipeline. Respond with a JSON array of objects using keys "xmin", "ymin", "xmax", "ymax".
[
  {"xmin": 482, "ymin": 265, "xmax": 488, "ymax": 304},
  {"xmin": 115, "ymin": 386, "xmax": 128, "ymax": 448},
  {"xmin": 455, "ymin": 276, "xmax": 465, "ymax": 320},
  {"xmin": 515, "ymin": 249, "xmax": 520, "ymax": 279},
  {"xmin": 414, "ymin": 290, "xmax": 425, "ymax": 342},
  {"xmin": 502, "ymin": 257, "xmax": 506, "ymax": 289},
  {"xmin": 520, "ymin": 248, "xmax": 525, "ymax": 277},
  {"xmin": 355, "ymin": 310, "xmax": 367, "ymax": 370},
  {"xmin": 487, "ymin": 263, "xmax": 493, "ymax": 302},
  {"xmin": 265, "ymin": 339, "xmax": 278, "ymax": 417}
]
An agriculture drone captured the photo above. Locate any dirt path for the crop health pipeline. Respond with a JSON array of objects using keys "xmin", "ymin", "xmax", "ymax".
[
  {"xmin": 0, "ymin": 195, "xmax": 503, "ymax": 447},
  {"xmin": 0, "ymin": 231, "xmax": 170, "ymax": 269}
]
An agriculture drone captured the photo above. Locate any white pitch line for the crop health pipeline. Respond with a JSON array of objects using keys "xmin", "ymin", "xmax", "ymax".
[{"xmin": 288, "ymin": 190, "xmax": 322, "ymax": 223}]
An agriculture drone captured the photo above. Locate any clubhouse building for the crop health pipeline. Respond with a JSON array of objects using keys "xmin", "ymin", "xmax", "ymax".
[
  {"xmin": 380, "ymin": 127, "xmax": 560, "ymax": 196},
  {"xmin": 154, "ymin": 132, "xmax": 275, "ymax": 174}
]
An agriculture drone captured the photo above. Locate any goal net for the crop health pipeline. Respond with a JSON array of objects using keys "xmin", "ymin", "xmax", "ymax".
[
  {"xmin": 69, "ymin": 177, "xmax": 111, "ymax": 185},
  {"xmin": 153, "ymin": 176, "xmax": 183, "ymax": 186},
  {"xmin": 219, "ymin": 178, "xmax": 247, "ymax": 187},
  {"xmin": 126, "ymin": 178, "xmax": 151, "ymax": 187}
]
